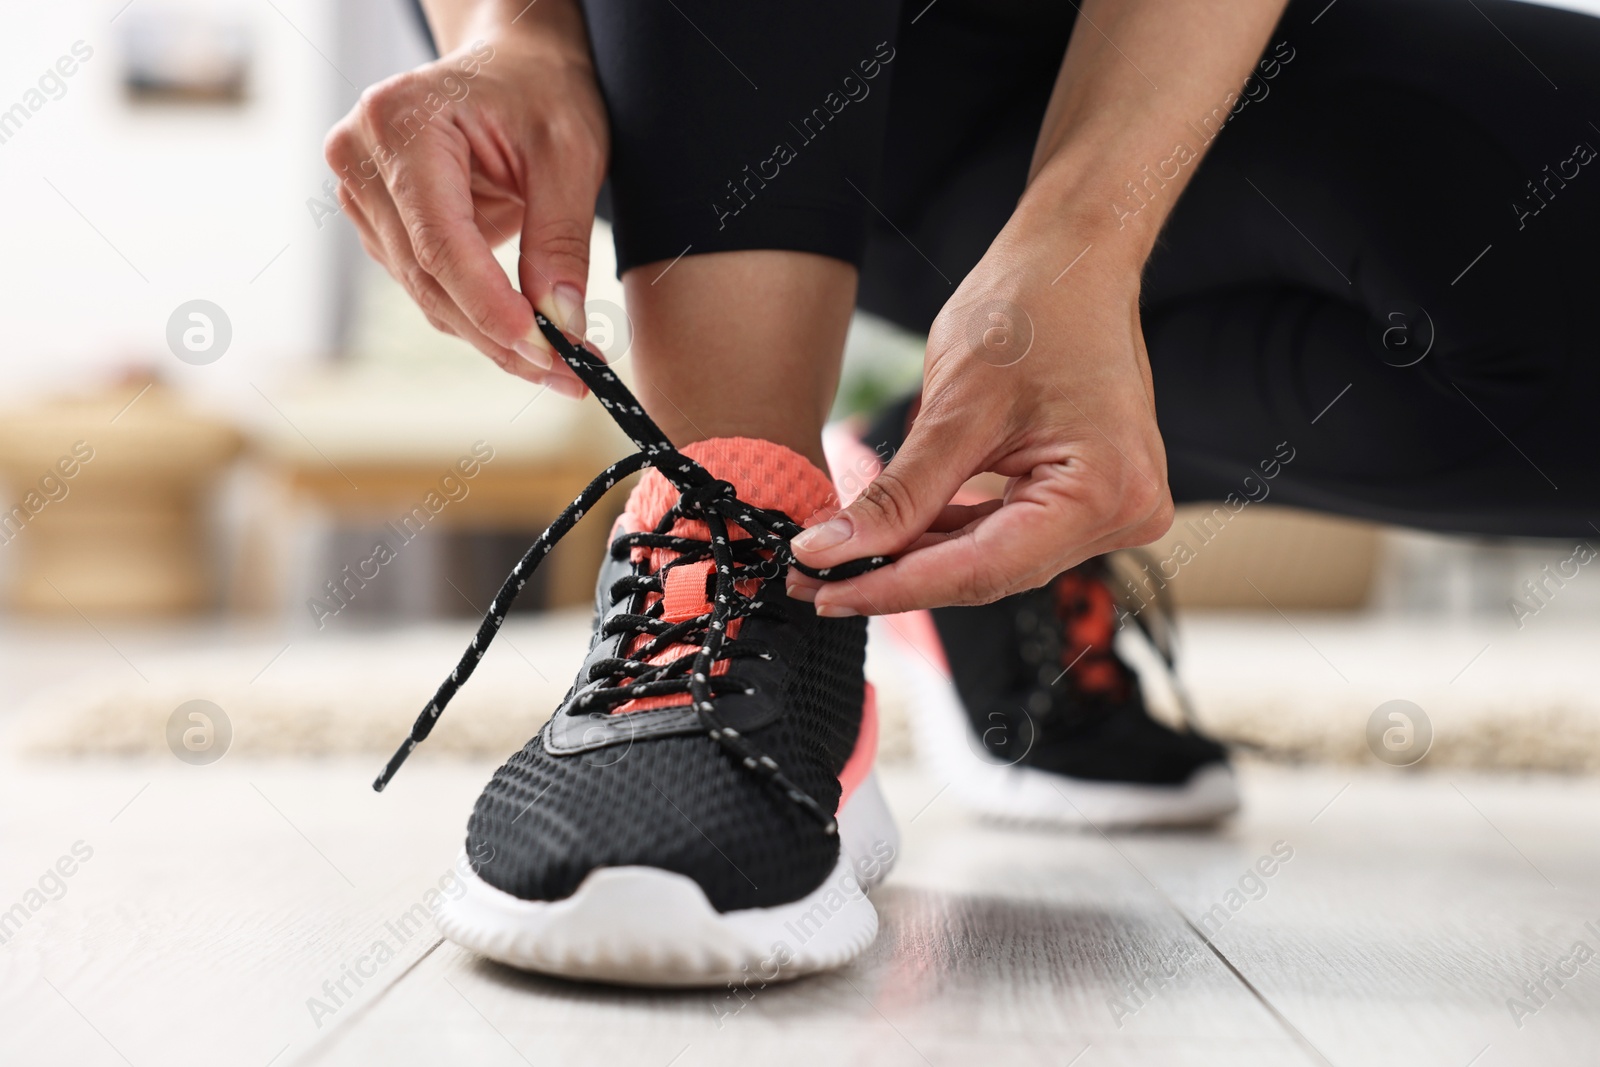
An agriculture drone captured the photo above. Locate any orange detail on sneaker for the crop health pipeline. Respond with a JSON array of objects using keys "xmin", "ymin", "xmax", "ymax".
[
  {"xmin": 614, "ymin": 437, "xmax": 843, "ymax": 715},
  {"xmin": 1054, "ymin": 568, "xmax": 1129, "ymax": 701},
  {"xmin": 660, "ymin": 559, "xmax": 716, "ymax": 622}
]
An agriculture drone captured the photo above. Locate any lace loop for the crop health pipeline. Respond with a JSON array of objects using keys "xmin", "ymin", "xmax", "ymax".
[{"xmin": 372, "ymin": 315, "xmax": 888, "ymax": 834}]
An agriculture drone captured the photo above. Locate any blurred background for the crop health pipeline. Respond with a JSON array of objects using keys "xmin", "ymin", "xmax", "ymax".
[{"xmin": 3, "ymin": 0, "xmax": 1599, "ymax": 772}]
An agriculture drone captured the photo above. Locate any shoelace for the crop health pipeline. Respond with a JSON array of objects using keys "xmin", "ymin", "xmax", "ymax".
[
  {"xmin": 1078, "ymin": 553, "xmax": 1206, "ymax": 734},
  {"xmin": 372, "ymin": 314, "xmax": 887, "ymax": 834},
  {"xmin": 1014, "ymin": 559, "xmax": 1181, "ymax": 730},
  {"xmin": 582, "ymin": 517, "xmax": 785, "ymax": 711}
]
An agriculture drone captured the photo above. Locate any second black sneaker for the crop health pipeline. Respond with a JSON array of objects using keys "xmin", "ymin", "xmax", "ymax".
[{"xmin": 826, "ymin": 397, "xmax": 1239, "ymax": 829}]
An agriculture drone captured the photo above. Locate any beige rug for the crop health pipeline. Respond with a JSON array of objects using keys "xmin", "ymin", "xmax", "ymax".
[
  {"xmin": 7, "ymin": 611, "xmax": 920, "ymax": 763},
  {"xmin": 13, "ymin": 610, "xmax": 1600, "ymax": 772}
]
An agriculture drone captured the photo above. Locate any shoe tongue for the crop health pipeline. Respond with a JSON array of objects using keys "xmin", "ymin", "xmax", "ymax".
[
  {"xmin": 611, "ymin": 438, "xmax": 838, "ymax": 714},
  {"xmin": 626, "ymin": 437, "xmax": 839, "ymax": 532}
]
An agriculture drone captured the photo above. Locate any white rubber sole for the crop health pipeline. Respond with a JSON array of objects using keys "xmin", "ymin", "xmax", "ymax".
[
  {"xmin": 436, "ymin": 769, "xmax": 899, "ymax": 987},
  {"xmin": 881, "ymin": 619, "xmax": 1241, "ymax": 829}
]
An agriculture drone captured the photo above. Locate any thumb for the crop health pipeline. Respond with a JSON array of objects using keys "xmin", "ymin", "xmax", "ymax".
[
  {"xmin": 516, "ymin": 167, "xmax": 597, "ymax": 369},
  {"xmin": 792, "ymin": 414, "xmax": 974, "ymax": 567}
]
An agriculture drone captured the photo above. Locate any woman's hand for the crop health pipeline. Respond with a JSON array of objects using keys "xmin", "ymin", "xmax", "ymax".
[
  {"xmin": 324, "ymin": 1, "xmax": 607, "ymax": 394},
  {"xmin": 789, "ymin": 229, "xmax": 1174, "ymax": 615}
]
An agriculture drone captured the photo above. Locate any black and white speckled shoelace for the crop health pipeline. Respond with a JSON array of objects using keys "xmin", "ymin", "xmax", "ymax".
[{"xmin": 373, "ymin": 314, "xmax": 886, "ymax": 833}]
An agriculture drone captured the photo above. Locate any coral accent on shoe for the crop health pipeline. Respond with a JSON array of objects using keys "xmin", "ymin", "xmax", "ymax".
[
  {"xmin": 615, "ymin": 438, "xmax": 841, "ymax": 713},
  {"xmin": 838, "ymin": 683, "xmax": 879, "ymax": 804}
]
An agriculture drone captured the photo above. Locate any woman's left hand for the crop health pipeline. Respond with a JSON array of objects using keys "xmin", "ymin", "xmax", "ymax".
[{"xmin": 788, "ymin": 229, "xmax": 1175, "ymax": 615}]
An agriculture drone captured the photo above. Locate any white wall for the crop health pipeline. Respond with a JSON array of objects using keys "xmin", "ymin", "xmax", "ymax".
[{"xmin": 0, "ymin": 0, "xmax": 367, "ymax": 404}]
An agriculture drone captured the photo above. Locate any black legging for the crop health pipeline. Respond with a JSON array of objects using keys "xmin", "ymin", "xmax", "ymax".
[{"xmin": 419, "ymin": 0, "xmax": 1600, "ymax": 536}]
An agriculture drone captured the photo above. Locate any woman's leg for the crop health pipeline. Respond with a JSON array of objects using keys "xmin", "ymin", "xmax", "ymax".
[
  {"xmin": 623, "ymin": 251, "xmax": 855, "ymax": 469},
  {"xmin": 581, "ymin": 0, "xmax": 901, "ymax": 467}
]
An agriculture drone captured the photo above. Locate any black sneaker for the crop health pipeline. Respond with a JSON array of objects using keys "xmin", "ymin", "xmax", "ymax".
[
  {"xmin": 824, "ymin": 396, "xmax": 1238, "ymax": 829},
  {"xmin": 374, "ymin": 319, "xmax": 897, "ymax": 986}
]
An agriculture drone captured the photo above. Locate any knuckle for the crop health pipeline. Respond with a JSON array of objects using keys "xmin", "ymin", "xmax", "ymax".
[
  {"xmin": 539, "ymin": 114, "xmax": 606, "ymax": 172},
  {"xmin": 1071, "ymin": 476, "xmax": 1121, "ymax": 519},
  {"xmin": 323, "ymin": 123, "xmax": 356, "ymax": 167},
  {"xmin": 527, "ymin": 217, "xmax": 591, "ymax": 273},
  {"xmin": 857, "ymin": 471, "xmax": 918, "ymax": 533},
  {"xmin": 456, "ymin": 290, "xmax": 505, "ymax": 336},
  {"xmin": 1142, "ymin": 495, "xmax": 1177, "ymax": 540},
  {"xmin": 406, "ymin": 270, "xmax": 445, "ymax": 317},
  {"xmin": 357, "ymin": 73, "xmax": 413, "ymax": 125},
  {"xmin": 1114, "ymin": 481, "xmax": 1160, "ymax": 523},
  {"xmin": 409, "ymin": 222, "xmax": 456, "ymax": 277},
  {"xmin": 481, "ymin": 347, "xmax": 519, "ymax": 375}
]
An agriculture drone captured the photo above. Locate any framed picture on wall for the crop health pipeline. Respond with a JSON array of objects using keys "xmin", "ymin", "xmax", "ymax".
[{"xmin": 119, "ymin": 7, "xmax": 252, "ymax": 105}]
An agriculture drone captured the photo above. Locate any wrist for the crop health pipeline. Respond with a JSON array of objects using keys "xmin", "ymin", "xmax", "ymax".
[
  {"xmin": 430, "ymin": 0, "xmax": 592, "ymax": 66},
  {"xmin": 1006, "ymin": 152, "xmax": 1167, "ymax": 277}
]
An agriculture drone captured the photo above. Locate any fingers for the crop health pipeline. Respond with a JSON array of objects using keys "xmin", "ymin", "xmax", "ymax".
[
  {"xmin": 326, "ymin": 73, "xmax": 604, "ymax": 397},
  {"xmin": 347, "ymin": 73, "xmax": 531, "ymax": 343},
  {"xmin": 790, "ymin": 404, "xmax": 982, "ymax": 573},
  {"xmin": 336, "ymin": 172, "xmax": 584, "ymax": 395},
  {"xmin": 517, "ymin": 132, "xmax": 601, "ymax": 356},
  {"xmin": 801, "ymin": 459, "xmax": 1171, "ymax": 616},
  {"xmin": 811, "ymin": 490, "xmax": 1085, "ymax": 617}
]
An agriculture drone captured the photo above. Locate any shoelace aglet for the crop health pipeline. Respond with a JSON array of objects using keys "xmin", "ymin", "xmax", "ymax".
[{"xmin": 373, "ymin": 737, "xmax": 417, "ymax": 792}]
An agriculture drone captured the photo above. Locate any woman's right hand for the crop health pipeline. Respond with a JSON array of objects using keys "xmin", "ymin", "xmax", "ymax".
[{"xmin": 323, "ymin": 2, "xmax": 607, "ymax": 394}]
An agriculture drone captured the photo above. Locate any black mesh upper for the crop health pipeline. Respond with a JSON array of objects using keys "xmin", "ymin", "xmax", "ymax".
[{"xmin": 466, "ymin": 575, "xmax": 867, "ymax": 912}]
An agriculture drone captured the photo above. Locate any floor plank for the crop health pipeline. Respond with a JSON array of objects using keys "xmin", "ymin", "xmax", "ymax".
[
  {"xmin": 1106, "ymin": 766, "xmax": 1600, "ymax": 1067},
  {"xmin": 0, "ymin": 755, "xmax": 491, "ymax": 1067}
]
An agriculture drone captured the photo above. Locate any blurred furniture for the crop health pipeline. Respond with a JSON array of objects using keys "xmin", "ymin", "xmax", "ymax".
[
  {"xmin": 0, "ymin": 378, "xmax": 242, "ymax": 614},
  {"xmin": 237, "ymin": 228, "xmax": 634, "ymax": 617},
  {"xmin": 1126, "ymin": 503, "xmax": 1380, "ymax": 610},
  {"xmin": 272, "ymin": 450, "xmax": 624, "ymax": 611},
  {"xmin": 246, "ymin": 357, "xmax": 630, "ymax": 615}
]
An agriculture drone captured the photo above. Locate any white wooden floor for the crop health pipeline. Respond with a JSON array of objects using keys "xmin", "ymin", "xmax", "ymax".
[{"xmin": 3, "ymin": 749, "xmax": 1598, "ymax": 1067}]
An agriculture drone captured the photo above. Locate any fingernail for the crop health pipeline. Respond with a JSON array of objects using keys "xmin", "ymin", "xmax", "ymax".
[
  {"xmin": 792, "ymin": 515, "xmax": 853, "ymax": 554},
  {"xmin": 513, "ymin": 339, "xmax": 552, "ymax": 371},
  {"xmin": 546, "ymin": 375, "xmax": 588, "ymax": 400},
  {"xmin": 552, "ymin": 284, "xmax": 586, "ymax": 334},
  {"xmin": 815, "ymin": 603, "xmax": 859, "ymax": 618},
  {"xmin": 786, "ymin": 579, "xmax": 817, "ymax": 603}
]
